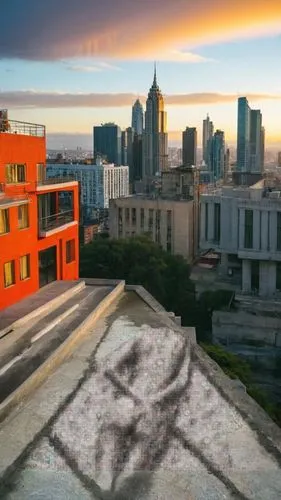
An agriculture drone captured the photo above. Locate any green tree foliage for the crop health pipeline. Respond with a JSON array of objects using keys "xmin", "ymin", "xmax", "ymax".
[
  {"xmin": 200, "ymin": 343, "xmax": 252, "ymax": 385},
  {"xmin": 80, "ymin": 235, "xmax": 196, "ymax": 323}
]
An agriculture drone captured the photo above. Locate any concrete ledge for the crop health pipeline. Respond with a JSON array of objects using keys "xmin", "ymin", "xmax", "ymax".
[
  {"xmin": 0, "ymin": 281, "xmax": 86, "ymax": 337},
  {"xmin": 126, "ymin": 285, "xmax": 166, "ymax": 313},
  {"xmin": 0, "ymin": 281, "xmax": 125, "ymax": 424}
]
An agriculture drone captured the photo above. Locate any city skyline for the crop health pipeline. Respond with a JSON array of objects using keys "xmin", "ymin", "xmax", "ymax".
[{"xmin": 1, "ymin": 1, "xmax": 281, "ymax": 147}]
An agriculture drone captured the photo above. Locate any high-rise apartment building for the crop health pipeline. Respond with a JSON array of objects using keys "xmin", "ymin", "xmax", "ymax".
[
  {"xmin": 121, "ymin": 130, "xmax": 128, "ymax": 166},
  {"xmin": 182, "ymin": 127, "xmax": 197, "ymax": 167},
  {"xmin": 46, "ymin": 159, "xmax": 129, "ymax": 221},
  {"xmin": 208, "ymin": 130, "xmax": 225, "ymax": 181},
  {"xmin": 143, "ymin": 66, "xmax": 168, "ymax": 179},
  {"xmin": 261, "ymin": 126, "xmax": 265, "ymax": 172},
  {"xmin": 202, "ymin": 114, "xmax": 213, "ymax": 164},
  {"xmin": 0, "ymin": 111, "xmax": 79, "ymax": 311},
  {"xmin": 132, "ymin": 99, "xmax": 143, "ymax": 136},
  {"xmin": 93, "ymin": 123, "xmax": 122, "ymax": 165},
  {"xmin": 237, "ymin": 98, "xmax": 263, "ymax": 175},
  {"xmin": 237, "ymin": 97, "xmax": 251, "ymax": 173},
  {"xmin": 250, "ymin": 109, "xmax": 262, "ymax": 173}
]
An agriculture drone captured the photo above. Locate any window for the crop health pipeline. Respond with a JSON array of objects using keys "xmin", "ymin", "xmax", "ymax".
[
  {"xmin": 156, "ymin": 210, "xmax": 161, "ymax": 244},
  {"xmin": 244, "ymin": 209, "xmax": 253, "ymax": 249},
  {"xmin": 18, "ymin": 204, "xmax": 29, "ymax": 229},
  {"xmin": 167, "ymin": 210, "xmax": 172, "ymax": 251},
  {"xmin": 140, "ymin": 209, "xmax": 145, "ymax": 229},
  {"xmin": 37, "ymin": 163, "xmax": 45, "ymax": 184},
  {"xmin": 20, "ymin": 254, "xmax": 30, "ymax": 280},
  {"xmin": 214, "ymin": 203, "xmax": 221, "ymax": 243},
  {"xmin": 0, "ymin": 208, "xmax": 9, "ymax": 235},
  {"xmin": 277, "ymin": 212, "xmax": 281, "ymax": 251},
  {"xmin": 4, "ymin": 261, "xmax": 15, "ymax": 288},
  {"xmin": 205, "ymin": 203, "xmax": 208, "ymax": 240},
  {"xmin": 132, "ymin": 208, "xmax": 136, "ymax": 226},
  {"xmin": 6, "ymin": 164, "xmax": 26, "ymax": 183},
  {"xmin": 66, "ymin": 239, "xmax": 75, "ymax": 263},
  {"xmin": 125, "ymin": 208, "xmax": 130, "ymax": 224},
  {"xmin": 276, "ymin": 263, "xmax": 281, "ymax": 291},
  {"xmin": 148, "ymin": 209, "xmax": 154, "ymax": 230}
]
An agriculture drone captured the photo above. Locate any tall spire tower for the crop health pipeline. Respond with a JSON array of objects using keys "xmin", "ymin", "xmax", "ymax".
[{"xmin": 143, "ymin": 64, "xmax": 168, "ymax": 179}]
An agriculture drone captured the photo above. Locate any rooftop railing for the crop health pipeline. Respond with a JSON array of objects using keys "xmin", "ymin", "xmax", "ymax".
[
  {"xmin": 0, "ymin": 119, "xmax": 45, "ymax": 137},
  {"xmin": 39, "ymin": 209, "xmax": 74, "ymax": 234}
]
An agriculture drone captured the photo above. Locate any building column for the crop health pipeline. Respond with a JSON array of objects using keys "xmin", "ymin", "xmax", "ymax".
[
  {"xmin": 260, "ymin": 210, "xmax": 269, "ymax": 252},
  {"xmin": 270, "ymin": 211, "xmax": 277, "ymax": 252},
  {"xmin": 259, "ymin": 261, "xmax": 276, "ymax": 297},
  {"xmin": 242, "ymin": 259, "xmax": 251, "ymax": 293}
]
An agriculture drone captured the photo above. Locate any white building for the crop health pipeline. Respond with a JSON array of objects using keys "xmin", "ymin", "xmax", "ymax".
[
  {"xmin": 47, "ymin": 159, "xmax": 129, "ymax": 220},
  {"xmin": 200, "ymin": 179, "xmax": 281, "ymax": 297}
]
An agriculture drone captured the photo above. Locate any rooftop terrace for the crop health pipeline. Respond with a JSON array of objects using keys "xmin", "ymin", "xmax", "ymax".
[{"xmin": 0, "ymin": 119, "xmax": 45, "ymax": 138}]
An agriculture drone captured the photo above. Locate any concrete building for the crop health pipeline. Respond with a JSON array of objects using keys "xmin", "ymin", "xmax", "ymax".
[
  {"xmin": 142, "ymin": 66, "xmax": 168, "ymax": 179},
  {"xmin": 161, "ymin": 166, "xmax": 199, "ymax": 200},
  {"xmin": 93, "ymin": 123, "xmax": 122, "ymax": 165},
  {"xmin": 182, "ymin": 127, "xmax": 197, "ymax": 167},
  {"xmin": 109, "ymin": 195, "xmax": 196, "ymax": 262},
  {"xmin": 46, "ymin": 159, "xmax": 129, "ymax": 221},
  {"xmin": 131, "ymin": 99, "xmax": 143, "ymax": 135},
  {"xmin": 202, "ymin": 114, "xmax": 213, "ymax": 164},
  {"xmin": 200, "ymin": 179, "xmax": 281, "ymax": 297}
]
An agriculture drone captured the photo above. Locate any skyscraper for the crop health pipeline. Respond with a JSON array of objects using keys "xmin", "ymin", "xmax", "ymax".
[
  {"xmin": 260, "ymin": 126, "xmax": 265, "ymax": 173},
  {"xmin": 202, "ymin": 114, "xmax": 213, "ymax": 164},
  {"xmin": 208, "ymin": 130, "xmax": 225, "ymax": 181},
  {"xmin": 143, "ymin": 65, "xmax": 168, "ymax": 179},
  {"xmin": 132, "ymin": 99, "xmax": 144, "ymax": 136},
  {"xmin": 249, "ymin": 109, "xmax": 262, "ymax": 173},
  {"xmin": 182, "ymin": 127, "xmax": 197, "ymax": 166},
  {"xmin": 93, "ymin": 123, "xmax": 122, "ymax": 165}
]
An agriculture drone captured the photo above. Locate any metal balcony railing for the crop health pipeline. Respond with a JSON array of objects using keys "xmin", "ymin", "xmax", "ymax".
[
  {"xmin": 38, "ymin": 176, "xmax": 76, "ymax": 186},
  {"xmin": 39, "ymin": 209, "xmax": 74, "ymax": 233},
  {"xmin": 0, "ymin": 119, "xmax": 45, "ymax": 137}
]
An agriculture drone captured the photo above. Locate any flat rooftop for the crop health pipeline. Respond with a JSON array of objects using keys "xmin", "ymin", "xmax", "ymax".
[{"xmin": 0, "ymin": 284, "xmax": 281, "ymax": 499}]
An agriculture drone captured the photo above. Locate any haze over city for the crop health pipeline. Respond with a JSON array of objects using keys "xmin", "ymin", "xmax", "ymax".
[{"xmin": 1, "ymin": 0, "xmax": 281, "ymax": 149}]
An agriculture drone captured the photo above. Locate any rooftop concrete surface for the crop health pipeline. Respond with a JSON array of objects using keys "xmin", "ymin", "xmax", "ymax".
[{"xmin": 0, "ymin": 289, "xmax": 281, "ymax": 499}]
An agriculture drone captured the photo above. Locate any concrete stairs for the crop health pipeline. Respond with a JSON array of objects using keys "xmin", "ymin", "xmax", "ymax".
[{"xmin": 0, "ymin": 281, "xmax": 116, "ymax": 405}]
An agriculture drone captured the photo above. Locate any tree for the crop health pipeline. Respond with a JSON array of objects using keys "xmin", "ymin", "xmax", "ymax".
[{"xmin": 80, "ymin": 235, "xmax": 196, "ymax": 325}]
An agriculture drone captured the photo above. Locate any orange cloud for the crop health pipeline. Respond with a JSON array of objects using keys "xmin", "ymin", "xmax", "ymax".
[
  {"xmin": 1, "ymin": 1, "xmax": 281, "ymax": 60},
  {"xmin": 2, "ymin": 90, "xmax": 281, "ymax": 109}
]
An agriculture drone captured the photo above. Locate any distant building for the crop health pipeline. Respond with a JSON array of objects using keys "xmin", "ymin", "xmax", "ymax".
[
  {"xmin": 121, "ymin": 130, "xmax": 128, "ymax": 166},
  {"xmin": 161, "ymin": 166, "xmax": 199, "ymax": 200},
  {"xmin": 132, "ymin": 133, "xmax": 143, "ymax": 184},
  {"xmin": 202, "ymin": 114, "xmax": 213, "ymax": 164},
  {"xmin": 250, "ymin": 109, "xmax": 262, "ymax": 173},
  {"xmin": 182, "ymin": 127, "xmax": 197, "ymax": 167},
  {"xmin": 200, "ymin": 179, "xmax": 281, "ymax": 297},
  {"xmin": 109, "ymin": 196, "xmax": 196, "ymax": 262},
  {"xmin": 208, "ymin": 130, "xmax": 225, "ymax": 181},
  {"xmin": 261, "ymin": 126, "xmax": 265, "ymax": 172},
  {"xmin": 131, "ymin": 99, "xmax": 143, "ymax": 135},
  {"xmin": 79, "ymin": 222, "xmax": 99, "ymax": 245},
  {"xmin": 237, "ymin": 97, "xmax": 263, "ymax": 175},
  {"xmin": 143, "ymin": 66, "xmax": 168, "ymax": 179},
  {"xmin": 278, "ymin": 151, "xmax": 281, "ymax": 168},
  {"xmin": 46, "ymin": 159, "xmax": 129, "ymax": 221},
  {"xmin": 93, "ymin": 123, "xmax": 122, "ymax": 165}
]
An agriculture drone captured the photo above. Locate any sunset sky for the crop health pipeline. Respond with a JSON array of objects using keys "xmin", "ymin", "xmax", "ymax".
[{"xmin": 1, "ymin": 0, "xmax": 281, "ymax": 149}]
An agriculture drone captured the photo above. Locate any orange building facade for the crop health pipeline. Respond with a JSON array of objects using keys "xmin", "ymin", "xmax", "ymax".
[{"xmin": 0, "ymin": 116, "xmax": 79, "ymax": 311}]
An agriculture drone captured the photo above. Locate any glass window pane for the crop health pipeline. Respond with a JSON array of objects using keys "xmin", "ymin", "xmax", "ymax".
[
  {"xmin": 20, "ymin": 255, "xmax": 30, "ymax": 280},
  {"xmin": 18, "ymin": 204, "xmax": 29, "ymax": 229},
  {"xmin": 4, "ymin": 261, "xmax": 15, "ymax": 287},
  {"xmin": 0, "ymin": 209, "xmax": 9, "ymax": 234}
]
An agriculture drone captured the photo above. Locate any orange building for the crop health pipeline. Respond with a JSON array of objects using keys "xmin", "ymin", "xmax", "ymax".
[{"xmin": 0, "ymin": 114, "xmax": 79, "ymax": 311}]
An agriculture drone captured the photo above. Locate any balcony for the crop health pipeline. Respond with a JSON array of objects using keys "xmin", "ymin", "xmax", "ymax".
[
  {"xmin": 39, "ymin": 209, "xmax": 75, "ymax": 237},
  {"xmin": 0, "ymin": 119, "xmax": 45, "ymax": 137}
]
